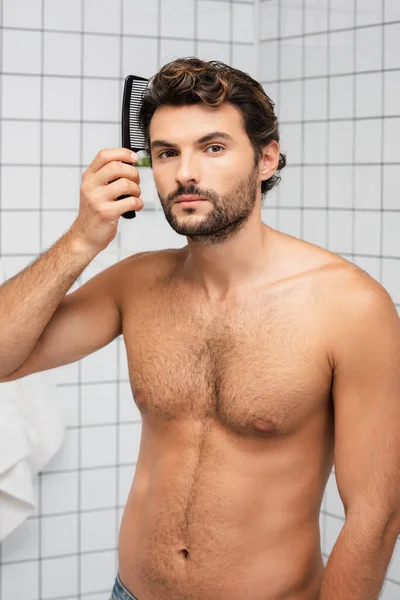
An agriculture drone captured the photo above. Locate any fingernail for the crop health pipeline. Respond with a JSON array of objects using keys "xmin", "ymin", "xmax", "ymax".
[{"xmin": 131, "ymin": 152, "xmax": 138, "ymax": 160}]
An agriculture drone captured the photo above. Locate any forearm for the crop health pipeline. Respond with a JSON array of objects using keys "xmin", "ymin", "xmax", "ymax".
[
  {"xmin": 0, "ymin": 227, "xmax": 99, "ymax": 377},
  {"xmin": 319, "ymin": 517, "xmax": 398, "ymax": 600}
]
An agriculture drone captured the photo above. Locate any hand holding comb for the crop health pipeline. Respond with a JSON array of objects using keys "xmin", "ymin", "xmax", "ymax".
[{"xmin": 117, "ymin": 75, "xmax": 149, "ymax": 219}]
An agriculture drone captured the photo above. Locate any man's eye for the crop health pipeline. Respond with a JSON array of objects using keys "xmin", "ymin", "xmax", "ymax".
[{"xmin": 158, "ymin": 145, "xmax": 225, "ymax": 159}]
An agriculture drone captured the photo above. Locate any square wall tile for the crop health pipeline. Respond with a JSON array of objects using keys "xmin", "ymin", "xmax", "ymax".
[
  {"xmin": 41, "ymin": 471, "xmax": 79, "ymax": 514},
  {"xmin": 43, "ymin": 122, "xmax": 81, "ymax": 165},
  {"xmin": 328, "ymin": 166, "xmax": 353, "ymax": 208},
  {"xmin": 81, "ymin": 382, "xmax": 118, "ymax": 426},
  {"xmin": 383, "ymin": 166, "xmax": 400, "ymax": 210},
  {"xmin": 3, "ymin": 0, "xmax": 41, "ymax": 28},
  {"xmin": 160, "ymin": 39, "xmax": 196, "ymax": 67},
  {"xmin": 80, "ymin": 550, "xmax": 116, "ymax": 595},
  {"xmin": 122, "ymin": 36, "xmax": 159, "ymax": 79},
  {"xmin": 385, "ymin": 0, "xmax": 400, "ymax": 21},
  {"xmin": 325, "ymin": 474, "xmax": 345, "ymax": 518},
  {"xmin": 303, "ymin": 209, "xmax": 328, "ymax": 248},
  {"xmin": 259, "ymin": 41, "xmax": 278, "ymax": 81},
  {"xmin": 304, "ymin": 34, "xmax": 328, "ymax": 77},
  {"xmin": 42, "ymin": 167, "xmax": 81, "ymax": 210},
  {"xmin": 384, "ymin": 70, "xmax": 400, "ymax": 116},
  {"xmin": 329, "ymin": 0, "xmax": 355, "ymax": 29},
  {"xmin": 383, "ymin": 212, "xmax": 400, "ymax": 257},
  {"xmin": 1, "ymin": 121, "xmax": 40, "ymax": 165},
  {"xmin": 2, "ymin": 75, "xmax": 41, "ymax": 119},
  {"xmin": 81, "ymin": 342, "xmax": 118, "ymax": 384},
  {"xmin": 260, "ymin": 0, "xmax": 278, "ymax": 40},
  {"xmin": 232, "ymin": 43, "xmax": 257, "ymax": 78},
  {"xmin": 329, "ymin": 30, "xmax": 354, "ymax": 75},
  {"xmin": 84, "ymin": 0, "xmax": 120, "ymax": 34},
  {"xmin": 280, "ymin": 38, "xmax": 303, "ymax": 79},
  {"xmin": 329, "ymin": 75, "xmax": 354, "ymax": 119},
  {"xmin": 305, "ymin": 0, "xmax": 328, "ymax": 34},
  {"xmin": 332, "ymin": 123, "xmax": 359, "ymax": 171},
  {"xmin": 41, "ymin": 555, "xmax": 78, "ymax": 600},
  {"xmin": 279, "ymin": 165, "xmax": 302, "ymax": 207},
  {"xmin": 43, "ymin": 76, "xmax": 81, "ymax": 121},
  {"xmin": 279, "ymin": 123, "xmax": 302, "ymax": 164},
  {"xmin": 120, "ymin": 381, "xmax": 141, "ymax": 422},
  {"xmin": 1, "ymin": 562, "xmax": 39, "ymax": 600},
  {"xmin": 233, "ymin": 4, "xmax": 255, "ymax": 43},
  {"xmin": 42, "ymin": 211, "xmax": 77, "ymax": 248},
  {"xmin": 122, "ymin": 0, "xmax": 159, "ymax": 35},
  {"xmin": 355, "ymin": 119, "xmax": 382, "ymax": 164},
  {"xmin": 304, "ymin": 78, "xmax": 328, "ymax": 121},
  {"xmin": 356, "ymin": 0, "xmax": 383, "ymax": 26},
  {"xmin": 354, "ymin": 210, "xmax": 381, "ymax": 255},
  {"xmin": 81, "ymin": 425, "xmax": 117, "ymax": 468},
  {"xmin": 327, "ymin": 210, "xmax": 353, "ymax": 253},
  {"xmin": 356, "ymin": 72, "xmax": 382, "ymax": 118},
  {"xmin": 304, "ymin": 166, "xmax": 327, "ymax": 208},
  {"xmin": 41, "ymin": 513, "xmax": 78, "ymax": 558},
  {"xmin": 162, "ymin": 0, "xmax": 196, "ymax": 38},
  {"xmin": 384, "ymin": 118, "xmax": 400, "ymax": 163},
  {"xmin": 84, "ymin": 34, "xmax": 120, "ymax": 77},
  {"xmin": 277, "ymin": 208, "xmax": 301, "ymax": 238},
  {"xmin": 356, "ymin": 26, "xmax": 382, "ymax": 72},
  {"xmin": 84, "ymin": 78, "xmax": 121, "ymax": 122},
  {"xmin": 197, "ymin": 41, "xmax": 230, "ymax": 65},
  {"xmin": 384, "ymin": 23, "xmax": 400, "ymax": 70},
  {"xmin": 81, "ymin": 467, "xmax": 117, "ymax": 511},
  {"xmin": 354, "ymin": 165, "xmax": 381, "ymax": 209},
  {"xmin": 304, "ymin": 122, "xmax": 328, "ymax": 164},
  {"xmin": 277, "ymin": 81, "xmax": 302, "ymax": 122},
  {"xmin": 82, "ymin": 123, "xmax": 120, "ymax": 168},
  {"xmin": 44, "ymin": 0, "xmax": 82, "ymax": 31},
  {"xmin": 44, "ymin": 32, "xmax": 82, "ymax": 76},
  {"xmin": 81, "ymin": 508, "xmax": 117, "ymax": 552},
  {"xmin": 3, "ymin": 30, "xmax": 41, "ymax": 74},
  {"xmin": 198, "ymin": 1, "xmax": 229, "ymax": 41},
  {"xmin": 1, "ymin": 211, "xmax": 41, "ymax": 254},
  {"xmin": 280, "ymin": 0, "xmax": 303, "ymax": 37},
  {"xmin": 1, "ymin": 166, "xmax": 41, "ymax": 210}
]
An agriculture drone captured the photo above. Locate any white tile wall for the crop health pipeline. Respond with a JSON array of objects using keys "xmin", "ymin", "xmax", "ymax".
[{"xmin": 259, "ymin": 1, "xmax": 400, "ymax": 596}]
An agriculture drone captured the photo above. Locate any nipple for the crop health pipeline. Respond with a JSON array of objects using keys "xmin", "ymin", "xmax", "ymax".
[{"xmin": 252, "ymin": 418, "xmax": 276, "ymax": 433}]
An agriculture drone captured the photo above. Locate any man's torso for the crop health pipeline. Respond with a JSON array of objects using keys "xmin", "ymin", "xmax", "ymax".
[{"xmin": 115, "ymin": 230, "xmax": 353, "ymax": 600}]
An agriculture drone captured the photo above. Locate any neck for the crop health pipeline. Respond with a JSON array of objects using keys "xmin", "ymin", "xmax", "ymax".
[{"xmin": 180, "ymin": 212, "xmax": 278, "ymax": 302}]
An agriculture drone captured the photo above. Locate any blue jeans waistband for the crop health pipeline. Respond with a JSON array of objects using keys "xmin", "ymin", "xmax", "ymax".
[{"xmin": 111, "ymin": 573, "xmax": 138, "ymax": 600}]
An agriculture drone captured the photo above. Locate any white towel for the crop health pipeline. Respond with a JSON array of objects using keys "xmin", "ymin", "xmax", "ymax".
[{"xmin": 0, "ymin": 260, "xmax": 66, "ymax": 541}]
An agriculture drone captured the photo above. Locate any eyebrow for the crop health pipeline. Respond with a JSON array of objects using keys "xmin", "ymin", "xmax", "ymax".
[{"xmin": 150, "ymin": 131, "xmax": 234, "ymax": 151}]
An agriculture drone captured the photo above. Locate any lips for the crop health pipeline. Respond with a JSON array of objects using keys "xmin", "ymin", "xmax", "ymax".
[{"xmin": 176, "ymin": 196, "xmax": 207, "ymax": 203}]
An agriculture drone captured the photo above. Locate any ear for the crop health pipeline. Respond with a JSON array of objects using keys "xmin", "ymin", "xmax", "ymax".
[{"xmin": 258, "ymin": 140, "xmax": 280, "ymax": 182}]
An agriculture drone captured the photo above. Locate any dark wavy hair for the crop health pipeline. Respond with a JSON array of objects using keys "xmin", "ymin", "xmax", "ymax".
[{"xmin": 138, "ymin": 57, "xmax": 286, "ymax": 198}]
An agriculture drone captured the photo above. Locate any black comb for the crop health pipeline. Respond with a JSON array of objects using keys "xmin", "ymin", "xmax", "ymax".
[{"xmin": 118, "ymin": 74, "xmax": 148, "ymax": 219}]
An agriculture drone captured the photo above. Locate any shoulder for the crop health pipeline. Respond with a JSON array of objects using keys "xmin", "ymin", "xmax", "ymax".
[{"xmin": 112, "ymin": 247, "xmax": 184, "ymax": 309}]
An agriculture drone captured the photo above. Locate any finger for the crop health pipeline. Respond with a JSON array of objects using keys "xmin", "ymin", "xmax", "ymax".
[
  {"xmin": 85, "ymin": 148, "xmax": 137, "ymax": 177},
  {"xmin": 103, "ymin": 178, "xmax": 141, "ymax": 202},
  {"xmin": 96, "ymin": 160, "xmax": 140, "ymax": 187}
]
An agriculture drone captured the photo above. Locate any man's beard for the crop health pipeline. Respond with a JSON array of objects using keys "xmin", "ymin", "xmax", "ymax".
[{"xmin": 157, "ymin": 166, "xmax": 260, "ymax": 246}]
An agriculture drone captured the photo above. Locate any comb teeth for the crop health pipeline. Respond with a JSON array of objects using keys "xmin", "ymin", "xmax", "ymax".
[{"xmin": 129, "ymin": 80, "xmax": 147, "ymax": 147}]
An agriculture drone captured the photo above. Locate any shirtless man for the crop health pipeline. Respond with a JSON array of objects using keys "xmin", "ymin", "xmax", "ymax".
[{"xmin": 1, "ymin": 61, "xmax": 400, "ymax": 600}]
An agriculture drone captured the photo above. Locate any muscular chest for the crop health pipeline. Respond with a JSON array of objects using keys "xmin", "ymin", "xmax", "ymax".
[{"xmin": 122, "ymin": 282, "xmax": 332, "ymax": 437}]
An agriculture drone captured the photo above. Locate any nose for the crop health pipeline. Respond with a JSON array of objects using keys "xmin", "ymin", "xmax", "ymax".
[{"xmin": 175, "ymin": 153, "xmax": 200, "ymax": 187}]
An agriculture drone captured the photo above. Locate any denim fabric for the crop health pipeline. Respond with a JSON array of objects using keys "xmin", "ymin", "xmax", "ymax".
[{"xmin": 110, "ymin": 573, "xmax": 139, "ymax": 600}]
